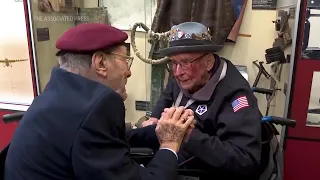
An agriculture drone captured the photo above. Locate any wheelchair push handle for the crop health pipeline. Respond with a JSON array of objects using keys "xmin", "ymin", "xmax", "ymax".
[
  {"xmin": 2, "ymin": 112, "xmax": 25, "ymax": 124},
  {"xmin": 262, "ymin": 116, "xmax": 296, "ymax": 128},
  {"xmin": 252, "ymin": 87, "xmax": 273, "ymax": 95}
]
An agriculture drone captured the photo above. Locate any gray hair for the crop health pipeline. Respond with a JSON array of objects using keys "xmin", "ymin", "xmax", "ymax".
[{"xmin": 57, "ymin": 53, "xmax": 92, "ymax": 71}]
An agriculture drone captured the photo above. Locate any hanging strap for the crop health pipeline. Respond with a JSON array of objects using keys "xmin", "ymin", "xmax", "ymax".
[{"xmin": 174, "ymin": 91, "xmax": 195, "ymax": 108}]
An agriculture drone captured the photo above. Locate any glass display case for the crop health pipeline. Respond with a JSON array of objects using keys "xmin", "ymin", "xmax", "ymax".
[
  {"xmin": 0, "ymin": 0, "xmax": 35, "ymax": 109},
  {"xmin": 26, "ymin": 0, "xmax": 155, "ymax": 124}
]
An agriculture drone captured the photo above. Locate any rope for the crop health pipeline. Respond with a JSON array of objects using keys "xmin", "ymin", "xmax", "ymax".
[{"xmin": 130, "ymin": 22, "xmax": 171, "ymax": 65}]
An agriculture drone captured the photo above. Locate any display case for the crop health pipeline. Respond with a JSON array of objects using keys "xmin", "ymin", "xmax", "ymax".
[
  {"xmin": 0, "ymin": 0, "xmax": 37, "ymax": 150},
  {"xmin": 283, "ymin": 1, "xmax": 320, "ymax": 180},
  {"xmin": 26, "ymin": 0, "xmax": 155, "ymax": 125},
  {"xmin": 0, "ymin": 0, "xmax": 35, "ymax": 110},
  {"xmin": 300, "ymin": 1, "xmax": 320, "ymax": 126}
]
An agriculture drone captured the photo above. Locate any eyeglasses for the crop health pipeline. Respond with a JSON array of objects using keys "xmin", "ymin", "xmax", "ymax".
[
  {"xmin": 109, "ymin": 52, "xmax": 134, "ymax": 69},
  {"xmin": 167, "ymin": 53, "xmax": 208, "ymax": 71}
]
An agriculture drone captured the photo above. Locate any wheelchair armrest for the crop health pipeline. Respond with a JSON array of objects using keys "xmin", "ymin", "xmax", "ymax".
[{"xmin": 130, "ymin": 147, "xmax": 154, "ymax": 157}]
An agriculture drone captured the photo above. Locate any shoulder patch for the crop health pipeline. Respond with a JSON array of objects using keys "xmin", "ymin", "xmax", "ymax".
[{"xmin": 231, "ymin": 96, "xmax": 249, "ymax": 112}]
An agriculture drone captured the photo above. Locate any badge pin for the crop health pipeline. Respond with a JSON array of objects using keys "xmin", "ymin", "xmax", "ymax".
[
  {"xmin": 185, "ymin": 33, "xmax": 191, "ymax": 39},
  {"xmin": 191, "ymin": 33, "xmax": 196, "ymax": 39},
  {"xmin": 177, "ymin": 31, "xmax": 184, "ymax": 39},
  {"xmin": 196, "ymin": 105, "xmax": 207, "ymax": 115}
]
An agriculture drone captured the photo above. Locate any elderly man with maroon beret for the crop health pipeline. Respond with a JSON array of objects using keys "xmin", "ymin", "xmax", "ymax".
[{"xmin": 3, "ymin": 23, "xmax": 195, "ymax": 180}]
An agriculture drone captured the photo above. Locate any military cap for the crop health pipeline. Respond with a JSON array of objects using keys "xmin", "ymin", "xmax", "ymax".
[
  {"xmin": 56, "ymin": 23, "xmax": 128, "ymax": 55},
  {"xmin": 159, "ymin": 22, "xmax": 223, "ymax": 56}
]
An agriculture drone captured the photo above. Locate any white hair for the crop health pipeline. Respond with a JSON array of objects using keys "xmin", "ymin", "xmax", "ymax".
[{"xmin": 57, "ymin": 53, "xmax": 92, "ymax": 71}]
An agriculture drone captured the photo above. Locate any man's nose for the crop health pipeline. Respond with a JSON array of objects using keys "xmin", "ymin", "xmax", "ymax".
[{"xmin": 174, "ymin": 65, "xmax": 184, "ymax": 76}]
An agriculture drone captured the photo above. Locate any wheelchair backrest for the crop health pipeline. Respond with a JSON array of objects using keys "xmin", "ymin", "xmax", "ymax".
[{"xmin": 259, "ymin": 124, "xmax": 282, "ymax": 180}]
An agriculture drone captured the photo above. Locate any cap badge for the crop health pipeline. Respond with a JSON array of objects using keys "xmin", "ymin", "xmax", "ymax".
[
  {"xmin": 177, "ymin": 31, "xmax": 185, "ymax": 39},
  {"xmin": 185, "ymin": 33, "xmax": 191, "ymax": 39}
]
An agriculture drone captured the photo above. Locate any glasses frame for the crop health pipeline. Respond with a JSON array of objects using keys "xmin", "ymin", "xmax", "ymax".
[
  {"xmin": 167, "ymin": 53, "xmax": 208, "ymax": 71},
  {"xmin": 108, "ymin": 52, "xmax": 134, "ymax": 69}
]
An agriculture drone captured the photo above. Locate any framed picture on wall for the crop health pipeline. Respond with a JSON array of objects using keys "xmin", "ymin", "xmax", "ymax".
[{"xmin": 39, "ymin": 0, "xmax": 78, "ymax": 13}]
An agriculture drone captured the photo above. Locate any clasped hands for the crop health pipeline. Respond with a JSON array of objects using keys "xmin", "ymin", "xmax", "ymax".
[{"xmin": 152, "ymin": 107, "xmax": 197, "ymax": 153}]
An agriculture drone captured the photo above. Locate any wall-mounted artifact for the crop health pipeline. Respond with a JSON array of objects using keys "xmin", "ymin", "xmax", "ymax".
[
  {"xmin": 272, "ymin": 10, "xmax": 292, "ymax": 50},
  {"xmin": 228, "ymin": 0, "xmax": 249, "ymax": 42},
  {"xmin": 39, "ymin": 0, "xmax": 55, "ymax": 12},
  {"xmin": 0, "ymin": 58, "xmax": 29, "ymax": 68},
  {"xmin": 265, "ymin": 46, "xmax": 287, "ymax": 64},
  {"xmin": 39, "ymin": 0, "xmax": 79, "ymax": 13},
  {"xmin": 36, "ymin": 27, "xmax": 50, "ymax": 42},
  {"xmin": 271, "ymin": 62, "xmax": 283, "ymax": 81},
  {"xmin": 75, "ymin": 7, "xmax": 110, "ymax": 25},
  {"xmin": 252, "ymin": 0, "xmax": 277, "ymax": 10},
  {"xmin": 102, "ymin": 0, "xmax": 156, "ymax": 31}
]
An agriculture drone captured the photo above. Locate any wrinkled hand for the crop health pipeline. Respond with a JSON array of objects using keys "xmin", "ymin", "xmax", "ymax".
[
  {"xmin": 155, "ymin": 106, "xmax": 195, "ymax": 153},
  {"xmin": 142, "ymin": 118, "xmax": 158, "ymax": 127},
  {"xmin": 161, "ymin": 108, "xmax": 196, "ymax": 143}
]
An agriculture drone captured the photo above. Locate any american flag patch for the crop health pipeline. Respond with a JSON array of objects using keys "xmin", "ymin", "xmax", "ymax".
[{"xmin": 231, "ymin": 96, "xmax": 249, "ymax": 112}]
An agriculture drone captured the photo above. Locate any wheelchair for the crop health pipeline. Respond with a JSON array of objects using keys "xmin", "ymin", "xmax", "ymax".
[
  {"xmin": 132, "ymin": 115, "xmax": 296, "ymax": 180},
  {"xmin": 0, "ymin": 111, "xmax": 296, "ymax": 180}
]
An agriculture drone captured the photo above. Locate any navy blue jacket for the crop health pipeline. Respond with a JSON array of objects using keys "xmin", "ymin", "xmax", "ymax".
[
  {"xmin": 129, "ymin": 57, "xmax": 262, "ymax": 180},
  {"xmin": 4, "ymin": 68, "xmax": 178, "ymax": 180}
]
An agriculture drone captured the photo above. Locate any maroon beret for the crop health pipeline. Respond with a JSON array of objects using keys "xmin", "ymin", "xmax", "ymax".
[{"xmin": 56, "ymin": 23, "xmax": 128, "ymax": 53}]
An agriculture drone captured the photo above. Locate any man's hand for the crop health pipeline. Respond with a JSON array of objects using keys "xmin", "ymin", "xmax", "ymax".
[
  {"xmin": 142, "ymin": 118, "xmax": 158, "ymax": 127},
  {"xmin": 183, "ymin": 109, "xmax": 196, "ymax": 143},
  {"xmin": 155, "ymin": 106, "xmax": 195, "ymax": 153},
  {"xmin": 161, "ymin": 108, "xmax": 196, "ymax": 143}
]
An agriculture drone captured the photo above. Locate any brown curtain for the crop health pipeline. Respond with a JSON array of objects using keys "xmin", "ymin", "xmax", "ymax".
[{"xmin": 151, "ymin": 0, "xmax": 236, "ymax": 46}]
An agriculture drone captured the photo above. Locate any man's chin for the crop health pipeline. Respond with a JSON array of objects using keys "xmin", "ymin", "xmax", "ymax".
[
  {"xmin": 120, "ymin": 88, "xmax": 127, "ymax": 101},
  {"xmin": 122, "ymin": 92, "xmax": 128, "ymax": 101},
  {"xmin": 115, "ymin": 88, "xmax": 127, "ymax": 101},
  {"xmin": 179, "ymin": 81, "xmax": 193, "ymax": 91}
]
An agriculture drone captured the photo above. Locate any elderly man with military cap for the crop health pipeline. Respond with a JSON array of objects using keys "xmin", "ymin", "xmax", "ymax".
[
  {"xmin": 136, "ymin": 22, "xmax": 262, "ymax": 179},
  {"xmin": 4, "ymin": 23, "xmax": 196, "ymax": 180}
]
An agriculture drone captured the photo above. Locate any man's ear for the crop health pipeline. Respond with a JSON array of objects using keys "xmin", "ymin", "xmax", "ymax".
[
  {"xmin": 206, "ymin": 54, "xmax": 215, "ymax": 71},
  {"xmin": 92, "ymin": 51, "xmax": 108, "ymax": 77}
]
